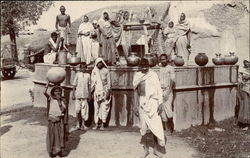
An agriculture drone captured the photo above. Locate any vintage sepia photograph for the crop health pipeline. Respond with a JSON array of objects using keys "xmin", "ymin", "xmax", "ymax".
[{"xmin": 0, "ymin": 1, "xmax": 249, "ymax": 158}]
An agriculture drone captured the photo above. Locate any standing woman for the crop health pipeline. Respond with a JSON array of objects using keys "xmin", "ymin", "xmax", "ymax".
[
  {"xmin": 133, "ymin": 58, "xmax": 166, "ymax": 158},
  {"xmin": 91, "ymin": 57, "xmax": 111, "ymax": 130},
  {"xmin": 98, "ymin": 11, "xmax": 119, "ymax": 66},
  {"xmin": 174, "ymin": 13, "xmax": 191, "ymax": 66},
  {"xmin": 76, "ymin": 15, "xmax": 94, "ymax": 65}
]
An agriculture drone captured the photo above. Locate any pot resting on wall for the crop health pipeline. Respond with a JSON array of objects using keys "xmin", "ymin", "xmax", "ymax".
[
  {"xmin": 68, "ymin": 52, "xmax": 81, "ymax": 66},
  {"xmin": 212, "ymin": 53, "xmax": 224, "ymax": 65},
  {"xmin": 174, "ymin": 56, "xmax": 185, "ymax": 66},
  {"xmin": 229, "ymin": 52, "xmax": 238, "ymax": 65},
  {"xmin": 144, "ymin": 53, "xmax": 158, "ymax": 67},
  {"xmin": 195, "ymin": 53, "xmax": 209, "ymax": 66},
  {"xmin": 127, "ymin": 52, "xmax": 140, "ymax": 66}
]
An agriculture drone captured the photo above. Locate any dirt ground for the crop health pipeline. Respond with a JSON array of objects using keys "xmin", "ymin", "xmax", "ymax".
[{"xmin": 0, "ymin": 107, "xmax": 197, "ymax": 158}]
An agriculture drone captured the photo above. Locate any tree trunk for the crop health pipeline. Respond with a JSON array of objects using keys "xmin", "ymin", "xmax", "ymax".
[{"xmin": 9, "ymin": 28, "xmax": 18, "ymax": 62}]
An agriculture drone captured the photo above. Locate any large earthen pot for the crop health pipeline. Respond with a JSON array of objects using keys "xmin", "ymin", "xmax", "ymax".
[
  {"xmin": 174, "ymin": 56, "xmax": 185, "ymax": 66},
  {"xmin": 127, "ymin": 52, "xmax": 140, "ymax": 66},
  {"xmin": 229, "ymin": 52, "xmax": 238, "ymax": 65},
  {"xmin": 195, "ymin": 53, "xmax": 208, "ymax": 66},
  {"xmin": 144, "ymin": 53, "xmax": 157, "ymax": 67},
  {"xmin": 212, "ymin": 53, "xmax": 224, "ymax": 65},
  {"xmin": 46, "ymin": 67, "xmax": 66, "ymax": 84},
  {"xmin": 68, "ymin": 52, "xmax": 81, "ymax": 66}
]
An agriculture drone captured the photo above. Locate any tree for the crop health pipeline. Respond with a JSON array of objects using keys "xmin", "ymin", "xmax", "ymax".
[{"xmin": 1, "ymin": 1, "xmax": 54, "ymax": 61}]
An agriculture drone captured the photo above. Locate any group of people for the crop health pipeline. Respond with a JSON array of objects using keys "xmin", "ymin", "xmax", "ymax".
[
  {"xmin": 44, "ymin": 54, "xmax": 175, "ymax": 158},
  {"xmin": 163, "ymin": 12, "xmax": 191, "ymax": 66},
  {"xmin": 44, "ymin": 56, "xmax": 112, "ymax": 158}
]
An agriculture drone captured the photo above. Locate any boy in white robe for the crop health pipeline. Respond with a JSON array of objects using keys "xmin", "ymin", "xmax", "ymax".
[{"xmin": 72, "ymin": 64, "xmax": 91, "ymax": 130}]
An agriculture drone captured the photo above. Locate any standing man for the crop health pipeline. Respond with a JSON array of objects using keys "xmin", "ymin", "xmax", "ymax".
[
  {"xmin": 158, "ymin": 54, "xmax": 175, "ymax": 134},
  {"xmin": 98, "ymin": 11, "xmax": 119, "ymax": 66},
  {"xmin": 174, "ymin": 13, "xmax": 191, "ymax": 66},
  {"xmin": 55, "ymin": 6, "xmax": 71, "ymax": 47},
  {"xmin": 133, "ymin": 58, "xmax": 166, "ymax": 158}
]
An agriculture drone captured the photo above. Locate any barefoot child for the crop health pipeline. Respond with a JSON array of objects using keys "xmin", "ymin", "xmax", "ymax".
[
  {"xmin": 72, "ymin": 64, "xmax": 91, "ymax": 130},
  {"xmin": 44, "ymin": 83, "xmax": 66, "ymax": 158}
]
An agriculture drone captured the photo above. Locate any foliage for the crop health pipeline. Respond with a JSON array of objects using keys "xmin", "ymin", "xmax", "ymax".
[{"xmin": 1, "ymin": 1, "xmax": 53, "ymax": 36}]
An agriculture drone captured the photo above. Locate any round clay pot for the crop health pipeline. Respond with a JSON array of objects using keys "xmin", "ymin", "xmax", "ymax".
[
  {"xmin": 212, "ymin": 53, "xmax": 224, "ymax": 65},
  {"xmin": 195, "ymin": 53, "xmax": 209, "ymax": 66},
  {"xmin": 229, "ymin": 52, "xmax": 238, "ymax": 65},
  {"xmin": 144, "ymin": 53, "xmax": 157, "ymax": 67},
  {"xmin": 224, "ymin": 55, "xmax": 232, "ymax": 65},
  {"xmin": 127, "ymin": 52, "xmax": 140, "ymax": 66},
  {"xmin": 46, "ymin": 67, "xmax": 66, "ymax": 84},
  {"xmin": 174, "ymin": 56, "xmax": 185, "ymax": 66},
  {"xmin": 68, "ymin": 52, "xmax": 81, "ymax": 66}
]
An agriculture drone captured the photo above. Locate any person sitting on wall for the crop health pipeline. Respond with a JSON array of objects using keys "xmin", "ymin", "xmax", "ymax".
[
  {"xmin": 43, "ymin": 32, "xmax": 63, "ymax": 64},
  {"xmin": 163, "ymin": 21, "xmax": 176, "ymax": 63}
]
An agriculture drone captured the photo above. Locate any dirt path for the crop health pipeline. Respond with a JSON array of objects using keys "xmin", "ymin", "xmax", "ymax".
[
  {"xmin": 1, "ymin": 68, "xmax": 34, "ymax": 111},
  {"xmin": 1, "ymin": 108, "xmax": 198, "ymax": 158}
]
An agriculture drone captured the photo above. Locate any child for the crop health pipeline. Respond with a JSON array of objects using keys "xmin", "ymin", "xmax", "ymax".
[
  {"xmin": 44, "ymin": 83, "xmax": 66, "ymax": 158},
  {"xmin": 72, "ymin": 64, "xmax": 91, "ymax": 130},
  {"xmin": 158, "ymin": 54, "xmax": 175, "ymax": 135}
]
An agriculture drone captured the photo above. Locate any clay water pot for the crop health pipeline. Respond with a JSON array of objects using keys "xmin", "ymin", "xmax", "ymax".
[
  {"xmin": 212, "ymin": 53, "xmax": 224, "ymax": 65},
  {"xmin": 127, "ymin": 52, "xmax": 140, "ymax": 66},
  {"xmin": 174, "ymin": 56, "xmax": 185, "ymax": 66},
  {"xmin": 229, "ymin": 52, "xmax": 238, "ymax": 65},
  {"xmin": 46, "ymin": 67, "xmax": 66, "ymax": 84},
  {"xmin": 224, "ymin": 55, "xmax": 232, "ymax": 65},
  {"xmin": 68, "ymin": 52, "xmax": 81, "ymax": 66},
  {"xmin": 195, "ymin": 53, "xmax": 209, "ymax": 66},
  {"xmin": 58, "ymin": 50, "xmax": 68, "ymax": 65},
  {"xmin": 144, "ymin": 53, "xmax": 157, "ymax": 67}
]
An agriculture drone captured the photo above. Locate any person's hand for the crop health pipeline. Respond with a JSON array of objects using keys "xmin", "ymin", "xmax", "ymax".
[{"xmin": 60, "ymin": 37, "xmax": 64, "ymax": 41}]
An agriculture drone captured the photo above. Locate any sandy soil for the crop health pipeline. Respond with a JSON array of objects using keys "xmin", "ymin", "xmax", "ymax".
[{"xmin": 0, "ymin": 108, "xmax": 198, "ymax": 158}]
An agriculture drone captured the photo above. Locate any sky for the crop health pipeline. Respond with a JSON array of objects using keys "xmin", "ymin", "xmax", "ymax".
[{"xmin": 28, "ymin": 1, "xmax": 165, "ymax": 31}]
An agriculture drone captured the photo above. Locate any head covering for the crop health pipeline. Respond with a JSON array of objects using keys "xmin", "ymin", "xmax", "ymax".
[
  {"xmin": 94, "ymin": 57, "xmax": 108, "ymax": 68},
  {"xmin": 92, "ymin": 20, "xmax": 98, "ymax": 24}
]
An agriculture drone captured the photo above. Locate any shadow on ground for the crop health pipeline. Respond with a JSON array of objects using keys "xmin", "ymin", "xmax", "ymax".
[{"xmin": 0, "ymin": 125, "xmax": 13, "ymax": 136}]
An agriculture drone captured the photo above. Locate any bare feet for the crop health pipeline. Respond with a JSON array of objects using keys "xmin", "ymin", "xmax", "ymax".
[{"xmin": 92, "ymin": 124, "xmax": 98, "ymax": 130}]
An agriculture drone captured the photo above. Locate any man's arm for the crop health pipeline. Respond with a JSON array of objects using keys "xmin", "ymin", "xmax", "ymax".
[
  {"xmin": 187, "ymin": 29, "xmax": 191, "ymax": 48},
  {"xmin": 55, "ymin": 15, "xmax": 59, "ymax": 31},
  {"xmin": 68, "ymin": 15, "xmax": 71, "ymax": 28}
]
